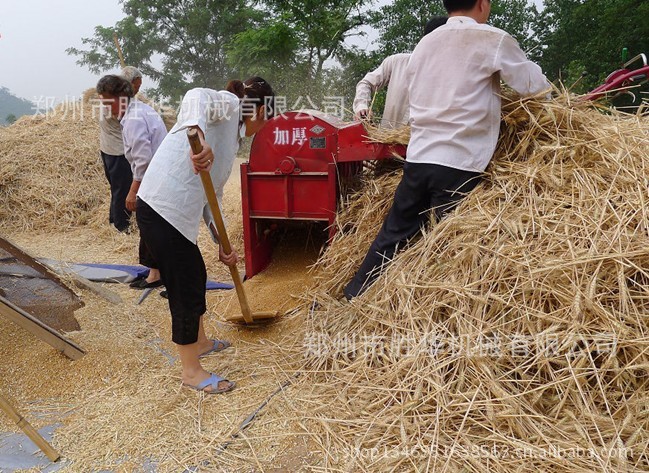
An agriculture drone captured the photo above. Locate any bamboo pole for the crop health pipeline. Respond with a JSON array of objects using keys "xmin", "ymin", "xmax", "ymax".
[
  {"xmin": 187, "ymin": 128, "xmax": 280, "ymax": 324},
  {"xmin": 113, "ymin": 32, "xmax": 126, "ymax": 69},
  {"xmin": 0, "ymin": 391, "xmax": 60, "ymax": 462}
]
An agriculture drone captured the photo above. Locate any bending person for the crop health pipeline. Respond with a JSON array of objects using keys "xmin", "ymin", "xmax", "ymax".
[
  {"xmin": 136, "ymin": 78, "xmax": 275, "ymax": 394},
  {"xmin": 352, "ymin": 16, "xmax": 448, "ymax": 127}
]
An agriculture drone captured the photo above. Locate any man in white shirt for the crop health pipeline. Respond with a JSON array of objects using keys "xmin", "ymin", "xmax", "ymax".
[
  {"xmin": 344, "ymin": 0, "xmax": 550, "ymax": 300},
  {"xmin": 352, "ymin": 16, "xmax": 448, "ymax": 128},
  {"xmin": 97, "ymin": 73, "xmax": 167, "ymax": 289},
  {"xmin": 120, "ymin": 80, "xmax": 168, "ymax": 289}
]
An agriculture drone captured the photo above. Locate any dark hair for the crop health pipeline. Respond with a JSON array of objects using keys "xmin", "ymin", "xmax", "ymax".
[
  {"xmin": 96, "ymin": 74, "xmax": 134, "ymax": 98},
  {"xmin": 226, "ymin": 79, "xmax": 246, "ymax": 98},
  {"xmin": 443, "ymin": 0, "xmax": 480, "ymax": 13},
  {"xmin": 226, "ymin": 76, "xmax": 276, "ymax": 119},
  {"xmin": 424, "ymin": 16, "xmax": 448, "ymax": 36}
]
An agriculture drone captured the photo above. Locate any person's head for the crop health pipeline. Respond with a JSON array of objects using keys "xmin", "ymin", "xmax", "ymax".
[
  {"xmin": 443, "ymin": 0, "xmax": 491, "ymax": 23},
  {"xmin": 226, "ymin": 76, "xmax": 275, "ymax": 136},
  {"xmin": 120, "ymin": 66, "xmax": 143, "ymax": 94},
  {"xmin": 423, "ymin": 15, "xmax": 448, "ymax": 36},
  {"xmin": 96, "ymin": 74, "xmax": 133, "ymax": 118}
]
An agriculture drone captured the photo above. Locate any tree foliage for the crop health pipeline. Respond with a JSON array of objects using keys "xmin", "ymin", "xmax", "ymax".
[
  {"xmin": 369, "ymin": 0, "xmax": 447, "ymax": 57},
  {"xmin": 68, "ymin": 0, "xmax": 649, "ymax": 107},
  {"xmin": 226, "ymin": 0, "xmax": 370, "ymax": 104},
  {"xmin": 489, "ymin": 0, "xmax": 537, "ymax": 53},
  {"xmin": 533, "ymin": 0, "xmax": 649, "ymax": 93},
  {"xmin": 68, "ymin": 0, "xmax": 369, "ymax": 102},
  {"xmin": 67, "ymin": 0, "xmax": 262, "ymax": 99}
]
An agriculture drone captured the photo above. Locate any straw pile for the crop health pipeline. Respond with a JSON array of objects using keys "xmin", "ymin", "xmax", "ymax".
[
  {"xmin": 296, "ymin": 94, "xmax": 649, "ymax": 471},
  {"xmin": 0, "ymin": 95, "xmax": 106, "ymax": 231},
  {"xmin": 0, "ymin": 89, "xmax": 175, "ymax": 232}
]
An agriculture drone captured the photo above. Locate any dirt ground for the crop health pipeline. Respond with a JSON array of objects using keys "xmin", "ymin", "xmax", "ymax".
[{"xmin": 0, "ymin": 157, "xmax": 324, "ymax": 472}]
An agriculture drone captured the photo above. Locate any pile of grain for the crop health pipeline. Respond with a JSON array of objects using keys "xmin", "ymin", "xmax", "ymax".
[
  {"xmin": 295, "ymin": 94, "xmax": 649, "ymax": 471},
  {"xmin": 220, "ymin": 225, "xmax": 325, "ymax": 321}
]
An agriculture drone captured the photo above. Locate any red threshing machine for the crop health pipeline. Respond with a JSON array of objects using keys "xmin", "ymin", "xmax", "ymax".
[{"xmin": 241, "ymin": 110, "xmax": 405, "ymax": 278}]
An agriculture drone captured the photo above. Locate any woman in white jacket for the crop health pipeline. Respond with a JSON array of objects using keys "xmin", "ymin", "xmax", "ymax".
[{"xmin": 136, "ymin": 77, "xmax": 275, "ymax": 394}]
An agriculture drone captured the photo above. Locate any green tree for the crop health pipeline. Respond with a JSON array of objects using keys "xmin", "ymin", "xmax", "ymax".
[
  {"xmin": 5, "ymin": 114, "xmax": 16, "ymax": 125},
  {"xmin": 369, "ymin": 0, "xmax": 446, "ymax": 57},
  {"xmin": 67, "ymin": 0, "xmax": 263, "ymax": 99},
  {"xmin": 369, "ymin": 0, "xmax": 534, "ymax": 59},
  {"xmin": 489, "ymin": 0, "xmax": 537, "ymax": 53},
  {"xmin": 533, "ymin": 0, "xmax": 649, "ymax": 94},
  {"xmin": 226, "ymin": 0, "xmax": 370, "ymax": 105}
]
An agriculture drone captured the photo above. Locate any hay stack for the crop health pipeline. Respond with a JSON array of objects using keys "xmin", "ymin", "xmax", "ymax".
[
  {"xmin": 298, "ymin": 94, "xmax": 649, "ymax": 471},
  {"xmin": 0, "ymin": 94, "xmax": 105, "ymax": 231},
  {"xmin": 0, "ymin": 89, "xmax": 176, "ymax": 232}
]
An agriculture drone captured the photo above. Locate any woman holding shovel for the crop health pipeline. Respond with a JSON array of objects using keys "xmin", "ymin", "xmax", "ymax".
[{"xmin": 136, "ymin": 77, "xmax": 275, "ymax": 394}]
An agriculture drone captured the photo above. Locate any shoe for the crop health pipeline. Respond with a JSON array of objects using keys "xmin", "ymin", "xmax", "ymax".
[
  {"xmin": 129, "ymin": 278, "xmax": 163, "ymax": 289},
  {"xmin": 183, "ymin": 373, "xmax": 235, "ymax": 394},
  {"xmin": 199, "ymin": 339, "xmax": 231, "ymax": 358}
]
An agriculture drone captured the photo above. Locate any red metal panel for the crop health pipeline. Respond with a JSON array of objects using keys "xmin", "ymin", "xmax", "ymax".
[
  {"xmin": 246, "ymin": 173, "xmax": 331, "ymax": 220},
  {"xmin": 241, "ymin": 163, "xmax": 272, "ymax": 278},
  {"xmin": 249, "ymin": 111, "xmax": 339, "ymax": 173},
  {"xmin": 327, "ymin": 163, "xmax": 338, "ymax": 241}
]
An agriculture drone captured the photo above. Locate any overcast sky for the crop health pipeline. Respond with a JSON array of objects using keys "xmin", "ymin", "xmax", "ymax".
[
  {"xmin": 0, "ymin": 0, "xmax": 544, "ymax": 105},
  {"xmin": 0, "ymin": 0, "xmax": 124, "ymax": 103}
]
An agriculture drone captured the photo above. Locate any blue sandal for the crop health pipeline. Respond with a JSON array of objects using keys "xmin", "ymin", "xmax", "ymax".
[
  {"xmin": 184, "ymin": 373, "xmax": 235, "ymax": 394},
  {"xmin": 199, "ymin": 339, "xmax": 231, "ymax": 358}
]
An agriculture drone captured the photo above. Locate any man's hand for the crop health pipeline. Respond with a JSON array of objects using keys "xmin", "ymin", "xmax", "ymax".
[
  {"xmin": 354, "ymin": 109, "xmax": 371, "ymax": 121},
  {"xmin": 126, "ymin": 180, "xmax": 141, "ymax": 212},
  {"xmin": 219, "ymin": 246, "xmax": 239, "ymax": 267},
  {"xmin": 126, "ymin": 190, "xmax": 137, "ymax": 212}
]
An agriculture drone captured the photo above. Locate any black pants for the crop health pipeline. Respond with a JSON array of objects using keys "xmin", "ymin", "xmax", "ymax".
[
  {"xmin": 101, "ymin": 151, "xmax": 133, "ymax": 232},
  {"xmin": 136, "ymin": 198, "xmax": 207, "ymax": 345},
  {"xmin": 343, "ymin": 162, "xmax": 482, "ymax": 299},
  {"xmin": 138, "ymin": 238, "xmax": 158, "ymax": 270}
]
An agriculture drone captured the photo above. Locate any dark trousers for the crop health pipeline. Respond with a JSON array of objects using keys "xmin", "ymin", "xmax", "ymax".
[
  {"xmin": 138, "ymin": 238, "xmax": 158, "ymax": 270},
  {"xmin": 343, "ymin": 162, "xmax": 482, "ymax": 299},
  {"xmin": 100, "ymin": 151, "xmax": 133, "ymax": 232},
  {"xmin": 136, "ymin": 198, "xmax": 207, "ymax": 345}
]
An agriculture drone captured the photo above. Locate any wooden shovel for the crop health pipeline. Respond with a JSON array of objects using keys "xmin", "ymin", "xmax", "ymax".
[{"xmin": 187, "ymin": 128, "xmax": 279, "ymax": 324}]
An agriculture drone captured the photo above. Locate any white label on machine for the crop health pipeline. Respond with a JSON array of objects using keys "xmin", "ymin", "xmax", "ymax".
[{"xmin": 273, "ymin": 127, "xmax": 308, "ymax": 146}]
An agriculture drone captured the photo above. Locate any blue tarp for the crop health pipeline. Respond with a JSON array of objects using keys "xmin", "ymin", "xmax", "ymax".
[{"xmin": 39, "ymin": 260, "xmax": 233, "ymax": 290}]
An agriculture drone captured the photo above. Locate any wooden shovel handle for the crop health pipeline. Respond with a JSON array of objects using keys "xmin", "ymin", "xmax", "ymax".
[{"xmin": 187, "ymin": 128, "xmax": 253, "ymax": 323}]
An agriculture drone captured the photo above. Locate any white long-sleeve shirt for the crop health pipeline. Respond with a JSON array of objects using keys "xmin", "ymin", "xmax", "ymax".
[
  {"xmin": 353, "ymin": 53, "xmax": 411, "ymax": 129},
  {"xmin": 406, "ymin": 16, "xmax": 550, "ymax": 172},
  {"xmin": 121, "ymin": 99, "xmax": 167, "ymax": 181},
  {"xmin": 137, "ymin": 88, "xmax": 242, "ymax": 244}
]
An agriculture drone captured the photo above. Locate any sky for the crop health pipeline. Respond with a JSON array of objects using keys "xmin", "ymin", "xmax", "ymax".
[
  {"xmin": 0, "ymin": 0, "xmax": 545, "ymax": 105},
  {"xmin": 0, "ymin": 0, "xmax": 125, "ymax": 103}
]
